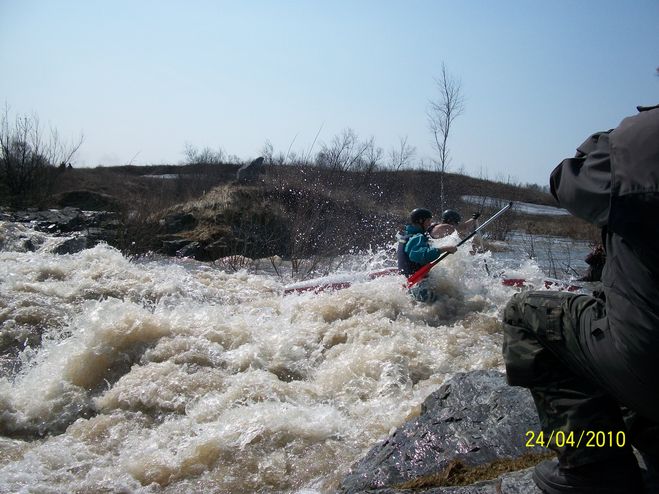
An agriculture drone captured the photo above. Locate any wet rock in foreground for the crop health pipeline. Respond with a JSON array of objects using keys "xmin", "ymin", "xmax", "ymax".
[
  {"xmin": 2, "ymin": 207, "xmax": 120, "ymax": 254},
  {"xmin": 340, "ymin": 370, "xmax": 547, "ymax": 493}
]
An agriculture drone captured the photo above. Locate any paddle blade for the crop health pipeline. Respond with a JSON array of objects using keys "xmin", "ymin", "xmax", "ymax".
[{"xmin": 407, "ymin": 263, "xmax": 432, "ymax": 287}]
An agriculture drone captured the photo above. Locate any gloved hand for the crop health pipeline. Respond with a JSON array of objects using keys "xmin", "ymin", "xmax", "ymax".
[{"xmin": 471, "ymin": 211, "xmax": 481, "ymax": 220}]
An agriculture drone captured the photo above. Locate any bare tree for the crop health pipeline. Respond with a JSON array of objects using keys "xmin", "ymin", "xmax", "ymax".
[
  {"xmin": 427, "ymin": 63, "xmax": 464, "ymax": 209},
  {"xmin": 357, "ymin": 136, "xmax": 383, "ymax": 173},
  {"xmin": 0, "ymin": 106, "xmax": 83, "ymax": 207},
  {"xmin": 315, "ymin": 128, "xmax": 374, "ymax": 172},
  {"xmin": 389, "ymin": 135, "xmax": 416, "ymax": 171},
  {"xmin": 183, "ymin": 143, "xmax": 226, "ymax": 165},
  {"xmin": 261, "ymin": 139, "xmax": 275, "ymax": 165}
]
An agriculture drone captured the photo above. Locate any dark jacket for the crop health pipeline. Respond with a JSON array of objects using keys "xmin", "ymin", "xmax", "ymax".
[
  {"xmin": 550, "ymin": 104, "xmax": 659, "ymax": 418},
  {"xmin": 396, "ymin": 224, "xmax": 441, "ymax": 276}
]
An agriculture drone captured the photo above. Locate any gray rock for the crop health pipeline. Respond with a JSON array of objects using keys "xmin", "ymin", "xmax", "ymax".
[
  {"xmin": 174, "ymin": 241, "xmax": 211, "ymax": 261},
  {"xmin": 6, "ymin": 208, "xmax": 120, "ymax": 253},
  {"xmin": 161, "ymin": 239, "xmax": 193, "ymax": 256},
  {"xmin": 160, "ymin": 213, "xmax": 198, "ymax": 234},
  {"xmin": 52, "ymin": 235, "xmax": 88, "ymax": 255},
  {"xmin": 14, "ymin": 207, "xmax": 85, "ymax": 232},
  {"xmin": 236, "ymin": 157, "xmax": 264, "ymax": 183},
  {"xmin": 340, "ymin": 370, "xmax": 547, "ymax": 493}
]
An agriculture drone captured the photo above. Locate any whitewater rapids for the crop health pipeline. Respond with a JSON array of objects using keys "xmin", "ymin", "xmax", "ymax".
[{"xmin": 0, "ymin": 223, "xmax": 576, "ymax": 493}]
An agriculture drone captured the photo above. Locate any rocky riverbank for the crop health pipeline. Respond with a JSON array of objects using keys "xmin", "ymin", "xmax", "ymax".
[
  {"xmin": 0, "ymin": 207, "xmax": 120, "ymax": 254},
  {"xmin": 339, "ymin": 370, "xmax": 547, "ymax": 493},
  {"xmin": 339, "ymin": 370, "xmax": 657, "ymax": 494}
]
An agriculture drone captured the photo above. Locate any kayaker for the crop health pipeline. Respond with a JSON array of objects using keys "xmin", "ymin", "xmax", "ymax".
[
  {"xmin": 428, "ymin": 209, "xmax": 481, "ymax": 239},
  {"xmin": 502, "ymin": 104, "xmax": 659, "ymax": 494},
  {"xmin": 429, "ymin": 209, "xmax": 485, "ymax": 254},
  {"xmin": 397, "ymin": 208, "xmax": 457, "ymax": 302}
]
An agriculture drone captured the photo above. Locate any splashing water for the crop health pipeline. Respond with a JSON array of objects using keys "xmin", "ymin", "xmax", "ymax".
[{"xmin": 0, "ymin": 223, "xmax": 566, "ymax": 493}]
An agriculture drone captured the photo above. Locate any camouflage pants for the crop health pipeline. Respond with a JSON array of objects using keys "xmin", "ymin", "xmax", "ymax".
[{"xmin": 502, "ymin": 291, "xmax": 654, "ymax": 468}]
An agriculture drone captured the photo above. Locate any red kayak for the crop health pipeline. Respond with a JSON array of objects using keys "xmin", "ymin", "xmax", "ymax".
[
  {"xmin": 283, "ymin": 268, "xmax": 582, "ymax": 295},
  {"xmin": 501, "ymin": 277, "xmax": 582, "ymax": 292},
  {"xmin": 283, "ymin": 267, "xmax": 400, "ymax": 294}
]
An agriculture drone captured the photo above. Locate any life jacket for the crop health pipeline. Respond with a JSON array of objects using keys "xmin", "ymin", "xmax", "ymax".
[{"xmin": 396, "ymin": 229, "xmax": 425, "ymax": 276}]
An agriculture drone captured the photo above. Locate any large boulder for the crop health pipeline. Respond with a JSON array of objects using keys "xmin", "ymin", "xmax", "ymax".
[
  {"xmin": 159, "ymin": 212, "xmax": 198, "ymax": 234},
  {"xmin": 12, "ymin": 207, "xmax": 85, "ymax": 232},
  {"xmin": 236, "ymin": 157, "xmax": 264, "ymax": 183},
  {"xmin": 340, "ymin": 370, "xmax": 548, "ymax": 493},
  {"xmin": 52, "ymin": 235, "xmax": 89, "ymax": 255},
  {"xmin": 173, "ymin": 241, "xmax": 213, "ymax": 261}
]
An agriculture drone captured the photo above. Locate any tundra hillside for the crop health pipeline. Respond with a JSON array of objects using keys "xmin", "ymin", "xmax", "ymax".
[{"xmin": 1, "ymin": 159, "xmax": 600, "ymax": 267}]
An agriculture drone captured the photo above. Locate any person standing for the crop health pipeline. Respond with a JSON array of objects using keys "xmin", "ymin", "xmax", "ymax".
[{"xmin": 502, "ymin": 104, "xmax": 659, "ymax": 493}]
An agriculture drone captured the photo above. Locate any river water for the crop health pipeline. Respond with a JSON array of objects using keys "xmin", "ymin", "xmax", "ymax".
[{"xmin": 0, "ymin": 221, "xmax": 591, "ymax": 493}]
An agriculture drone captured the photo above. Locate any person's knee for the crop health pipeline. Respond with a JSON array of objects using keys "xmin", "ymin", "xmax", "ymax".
[
  {"xmin": 503, "ymin": 292, "xmax": 526, "ymax": 326},
  {"xmin": 502, "ymin": 294, "xmax": 530, "ymax": 362},
  {"xmin": 502, "ymin": 292, "xmax": 560, "ymax": 387},
  {"xmin": 503, "ymin": 291, "xmax": 573, "ymax": 338},
  {"xmin": 502, "ymin": 320, "xmax": 542, "ymax": 385}
]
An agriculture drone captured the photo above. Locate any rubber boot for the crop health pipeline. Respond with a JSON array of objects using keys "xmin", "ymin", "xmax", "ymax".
[
  {"xmin": 533, "ymin": 458, "xmax": 646, "ymax": 494},
  {"xmin": 636, "ymin": 450, "xmax": 659, "ymax": 493}
]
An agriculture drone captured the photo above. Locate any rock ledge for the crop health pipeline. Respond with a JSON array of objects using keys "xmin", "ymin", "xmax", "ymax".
[{"xmin": 340, "ymin": 370, "xmax": 547, "ymax": 493}]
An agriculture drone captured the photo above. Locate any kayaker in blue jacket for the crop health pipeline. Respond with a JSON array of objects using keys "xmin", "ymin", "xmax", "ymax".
[{"xmin": 397, "ymin": 208, "xmax": 457, "ymax": 302}]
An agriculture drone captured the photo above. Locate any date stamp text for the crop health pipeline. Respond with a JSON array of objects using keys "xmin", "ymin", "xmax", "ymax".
[{"xmin": 525, "ymin": 430, "xmax": 626, "ymax": 449}]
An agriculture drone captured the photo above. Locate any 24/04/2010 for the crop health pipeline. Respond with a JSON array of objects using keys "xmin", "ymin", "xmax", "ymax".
[{"xmin": 525, "ymin": 430, "xmax": 626, "ymax": 449}]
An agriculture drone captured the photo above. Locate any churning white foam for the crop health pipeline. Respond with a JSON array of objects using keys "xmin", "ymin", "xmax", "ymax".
[{"xmin": 0, "ymin": 232, "xmax": 552, "ymax": 492}]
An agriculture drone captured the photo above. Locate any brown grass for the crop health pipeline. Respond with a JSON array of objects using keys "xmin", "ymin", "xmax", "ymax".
[
  {"xmin": 394, "ymin": 451, "xmax": 555, "ymax": 489},
  {"xmin": 512, "ymin": 214, "xmax": 600, "ymax": 243},
  {"xmin": 32, "ymin": 162, "xmax": 597, "ymax": 259}
]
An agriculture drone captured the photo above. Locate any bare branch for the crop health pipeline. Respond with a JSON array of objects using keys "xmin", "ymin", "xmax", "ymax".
[
  {"xmin": 427, "ymin": 62, "xmax": 465, "ymax": 209},
  {"xmin": 389, "ymin": 135, "xmax": 416, "ymax": 171},
  {"xmin": 0, "ymin": 108, "xmax": 83, "ymax": 207}
]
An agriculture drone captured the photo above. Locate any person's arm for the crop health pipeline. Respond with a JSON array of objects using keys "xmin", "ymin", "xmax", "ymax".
[
  {"xmin": 406, "ymin": 234, "xmax": 440, "ymax": 264},
  {"xmin": 407, "ymin": 234, "xmax": 456, "ymax": 264},
  {"xmin": 550, "ymin": 131, "xmax": 612, "ymax": 227},
  {"xmin": 456, "ymin": 212, "xmax": 481, "ymax": 235},
  {"xmin": 429, "ymin": 223, "xmax": 454, "ymax": 239}
]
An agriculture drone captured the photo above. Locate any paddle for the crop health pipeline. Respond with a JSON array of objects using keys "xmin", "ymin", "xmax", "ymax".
[{"xmin": 407, "ymin": 202, "xmax": 513, "ymax": 288}]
